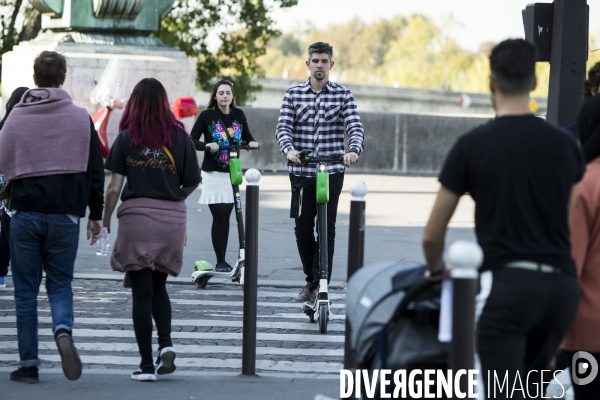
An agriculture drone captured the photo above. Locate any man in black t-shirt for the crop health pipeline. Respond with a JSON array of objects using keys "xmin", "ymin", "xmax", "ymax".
[{"xmin": 422, "ymin": 39, "xmax": 584, "ymax": 397}]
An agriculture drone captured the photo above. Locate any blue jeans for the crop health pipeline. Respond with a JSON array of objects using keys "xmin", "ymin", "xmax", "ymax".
[{"xmin": 10, "ymin": 211, "xmax": 80, "ymax": 367}]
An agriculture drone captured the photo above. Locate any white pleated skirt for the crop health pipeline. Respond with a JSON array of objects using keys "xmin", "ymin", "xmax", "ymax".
[{"xmin": 199, "ymin": 170, "xmax": 234, "ymax": 204}]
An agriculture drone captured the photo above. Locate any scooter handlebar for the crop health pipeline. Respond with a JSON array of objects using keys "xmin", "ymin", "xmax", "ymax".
[
  {"xmin": 218, "ymin": 142, "xmax": 260, "ymax": 151},
  {"xmin": 298, "ymin": 151, "xmax": 344, "ymax": 164}
]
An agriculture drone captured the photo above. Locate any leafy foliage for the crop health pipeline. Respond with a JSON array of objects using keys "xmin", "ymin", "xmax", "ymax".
[
  {"xmin": 0, "ymin": 0, "xmax": 33, "ymax": 77},
  {"xmin": 154, "ymin": 0, "xmax": 298, "ymax": 105},
  {"xmin": 258, "ymin": 14, "xmax": 600, "ymax": 98}
]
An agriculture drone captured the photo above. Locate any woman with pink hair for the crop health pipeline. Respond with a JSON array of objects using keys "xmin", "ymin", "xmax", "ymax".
[{"xmin": 103, "ymin": 78, "xmax": 201, "ymax": 382}]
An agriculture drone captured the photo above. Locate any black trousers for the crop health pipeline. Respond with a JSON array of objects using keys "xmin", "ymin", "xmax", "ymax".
[
  {"xmin": 477, "ymin": 268, "xmax": 579, "ymax": 399},
  {"xmin": 129, "ymin": 268, "xmax": 173, "ymax": 368},
  {"xmin": 289, "ymin": 172, "xmax": 344, "ymax": 290},
  {"xmin": 562, "ymin": 351, "xmax": 600, "ymax": 400},
  {"xmin": 0, "ymin": 211, "xmax": 10, "ymax": 277}
]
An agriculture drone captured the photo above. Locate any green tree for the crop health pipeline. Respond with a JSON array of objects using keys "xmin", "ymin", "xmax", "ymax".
[
  {"xmin": 154, "ymin": 0, "xmax": 298, "ymax": 105},
  {"xmin": 0, "ymin": 1, "xmax": 37, "ymax": 78}
]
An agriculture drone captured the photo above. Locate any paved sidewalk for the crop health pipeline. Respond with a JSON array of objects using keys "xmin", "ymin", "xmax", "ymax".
[
  {"xmin": 0, "ymin": 368, "xmax": 339, "ymax": 400},
  {"xmin": 74, "ymin": 173, "xmax": 476, "ymax": 287}
]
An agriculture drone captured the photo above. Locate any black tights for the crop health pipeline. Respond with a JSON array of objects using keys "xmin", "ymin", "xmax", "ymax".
[
  {"xmin": 209, "ymin": 203, "xmax": 234, "ymax": 268},
  {"xmin": 129, "ymin": 269, "xmax": 172, "ymax": 368}
]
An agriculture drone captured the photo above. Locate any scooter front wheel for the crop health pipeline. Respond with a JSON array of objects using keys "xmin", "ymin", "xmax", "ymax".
[
  {"xmin": 195, "ymin": 275, "xmax": 211, "ymax": 289},
  {"xmin": 319, "ymin": 304, "xmax": 328, "ymax": 334}
]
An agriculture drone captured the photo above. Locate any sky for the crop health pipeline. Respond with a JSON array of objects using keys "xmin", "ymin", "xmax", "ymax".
[{"xmin": 271, "ymin": 0, "xmax": 600, "ymax": 53}]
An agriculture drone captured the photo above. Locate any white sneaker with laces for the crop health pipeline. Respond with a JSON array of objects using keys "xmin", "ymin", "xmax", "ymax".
[{"xmin": 131, "ymin": 367, "xmax": 156, "ymax": 382}]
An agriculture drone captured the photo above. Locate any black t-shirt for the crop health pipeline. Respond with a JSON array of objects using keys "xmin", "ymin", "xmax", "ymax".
[
  {"xmin": 190, "ymin": 107, "xmax": 255, "ymax": 172},
  {"xmin": 105, "ymin": 128, "xmax": 201, "ymax": 202},
  {"xmin": 439, "ymin": 115, "xmax": 585, "ymax": 275}
]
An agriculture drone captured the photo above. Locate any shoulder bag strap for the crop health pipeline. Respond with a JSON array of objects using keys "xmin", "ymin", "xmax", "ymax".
[
  {"xmin": 213, "ymin": 110, "xmax": 234, "ymax": 143},
  {"xmin": 163, "ymin": 146, "xmax": 180, "ymax": 184}
]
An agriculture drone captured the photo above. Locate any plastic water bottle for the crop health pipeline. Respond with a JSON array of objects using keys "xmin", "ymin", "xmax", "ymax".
[{"xmin": 96, "ymin": 228, "xmax": 109, "ymax": 256}]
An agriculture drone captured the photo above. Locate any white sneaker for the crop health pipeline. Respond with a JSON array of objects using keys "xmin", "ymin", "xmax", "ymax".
[
  {"xmin": 0, "ymin": 276, "xmax": 6, "ymax": 288},
  {"xmin": 131, "ymin": 366, "xmax": 156, "ymax": 382},
  {"xmin": 156, "ymin": 347, "xmax": 176, "ymax": 375}
]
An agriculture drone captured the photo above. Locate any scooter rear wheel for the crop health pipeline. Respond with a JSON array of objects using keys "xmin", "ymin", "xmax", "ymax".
[
  {"xmin": 195, "ymin": 275, "xmax": 211, "ymax": 289},
  {"xmin": 319, "ymin": 305, "xmax": 328, "ymax": 334}
]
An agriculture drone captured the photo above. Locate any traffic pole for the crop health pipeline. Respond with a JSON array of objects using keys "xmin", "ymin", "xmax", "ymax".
[
  {"xmin": 344, "ymin": 180, "xmax": 368, "ymax": 369},
  {"xmin": 242, "ymin": 168, "xmax": 260, "ymax": 375},
  {"xmin": 445, "ymin": 241, "xmax": 483, "ymax": 399}
]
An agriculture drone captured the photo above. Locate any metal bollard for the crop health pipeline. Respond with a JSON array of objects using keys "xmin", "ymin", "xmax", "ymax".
[
  {"xmin": 242, "ymin": 168, "xmax": 260, "ymax": 376},
  {"xmin": 344, "ymin": 180, "xmax": 368, "ymax": 369},
  {"xmin": 445, "ymin": 241, "xmax": 483, "ymax": 398}
]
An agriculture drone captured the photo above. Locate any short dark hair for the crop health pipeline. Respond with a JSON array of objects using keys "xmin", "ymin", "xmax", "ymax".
[
  {"xmin": 308, "ymin": 42, "xmax": 333, "ymax": 61},
  {"xmin": 33, "ymin": 51, "xmax": 67, "ymax": 88},
  {"xmin": 489, "ymin": 39, "xmax": 537, "ymax": 95}
]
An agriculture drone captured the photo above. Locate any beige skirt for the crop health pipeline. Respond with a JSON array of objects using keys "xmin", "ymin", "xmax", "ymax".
[{"xmin": 199, "ymin": 170, "xmax": 234, "ymax": 204}]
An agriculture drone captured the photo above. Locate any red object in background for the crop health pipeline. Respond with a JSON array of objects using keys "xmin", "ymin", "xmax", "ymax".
[
  {"xmin": 92, "ymin": 98, "xmax": 125, "ymax": 158},
  {"xmin": 93, "ymin": 107, "xmax": 112, "ymax": 158},
  {"xmin": 173, "ymin": 97, "xmax": 199, "ymax": 118}
]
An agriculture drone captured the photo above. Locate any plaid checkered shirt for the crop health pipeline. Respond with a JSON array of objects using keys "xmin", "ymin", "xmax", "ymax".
[{"xmin": 275, "ymin": 79, "xmax": 365, "ymax": 177}]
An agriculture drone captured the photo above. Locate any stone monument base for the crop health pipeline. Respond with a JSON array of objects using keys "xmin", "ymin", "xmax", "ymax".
[{"xmin": 1, "ymin": 32, "xmax": 197, "ymax": 144}]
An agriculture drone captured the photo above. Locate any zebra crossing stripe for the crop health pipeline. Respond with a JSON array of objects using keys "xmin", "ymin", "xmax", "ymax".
[
  {"xmin": 13, "ymin": 288, "xmax": 347, "ymax": 301},
  {"xmin": 0, "ymin": 354, "xmax": 342, "ymax": 374},
  {"xmin": 0, "ymin": 328, "xmax": 345, "ymax": 343},
  {"xmin": 0, "ymin": 296, "xmax": 346, "ymax": 309},
  {"xmin": 0, "ymin": 316, "xmax": 346, "ymax": 332},
  {"xmin": 0, "ymin": 341, "xmax": 344, "ymax": 357}
]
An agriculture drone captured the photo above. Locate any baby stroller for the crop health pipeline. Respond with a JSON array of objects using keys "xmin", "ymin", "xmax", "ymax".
[{"xmin": 346, "ymin": 262, "xmax": 448, "ymax": 399}]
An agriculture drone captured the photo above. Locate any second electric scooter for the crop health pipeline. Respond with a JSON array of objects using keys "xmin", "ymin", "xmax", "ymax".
[
  {"xmin": 191, "ymin": 142, "xmax": 259, "ymax": 289},
  {"xmin": 298, "ymin": 150, "xmax": 344, "ymax": 334}
]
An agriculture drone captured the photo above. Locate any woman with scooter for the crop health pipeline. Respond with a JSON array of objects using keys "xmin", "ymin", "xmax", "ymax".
[
  {"xmin": 103, "ymin": 78, "xmax": 201, "ymax": 382},
  {"xmin": 190, "ymin": 79, "xmax": 258, "ymax": 273}
]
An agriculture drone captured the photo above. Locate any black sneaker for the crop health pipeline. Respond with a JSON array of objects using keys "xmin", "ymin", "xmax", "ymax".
[
  {"xmin": 215, "ymin": 262, "xmax": 233, "ymax": 273},
  {"xmin": 294, "ymin": 284, "xmax": 311, "ymax": 303},
  {"xmin": 10, "ymin": 366, "xmax": 39, "ymax": 383},
  {"xmin": 309, "ymin": 287, "xmax": 318, "ymax": 303},
  {"xmin": 156, "ymin": 347, "xmax": 177, "ymax": 375},
  {"xmin": 131, "ymin": 365, "xmax": 156, "ymax": 382},
  {"xmin": 55, "ymin": 329, "xmax": 82, "ymax": 381}
]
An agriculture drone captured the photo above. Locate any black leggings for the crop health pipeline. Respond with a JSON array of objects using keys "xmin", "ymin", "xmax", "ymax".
[
  {"xmin": 208, "ymin": 203, "xmax": 234, "ymax": 268},
  {"xmin": 129, "ymin": 269, "xmax": 172, "ymax": 368}
]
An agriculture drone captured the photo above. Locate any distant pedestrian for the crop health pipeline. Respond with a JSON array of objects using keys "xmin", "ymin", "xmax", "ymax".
[
  {"xmin": 275, "ymin": 42, "xmax": 365, "ymax": 303},
  {"xmin": 561, "ymin": 93, "xmax": 600, "ymax": 400},
  {"xmin": 422, "ymin": 39, "xmax": 584, "ymax": 398},
  {"xmin": 0, "ymin": 51, "xmax": 105, "ymax": 383},
  {"xmin": 0, "ymin": 86, "xmax": 28, "ymax": 289},
  {"xmin": 190, "ymin": 79, "xmax": 258, "ymax": 272},
  {"xmin": 564, "ymin": 61, "xmax": 600, "ymax": 136},
  {"xmin": 103, "ymin": 78, "xmax": 201, "ymax": 382}
]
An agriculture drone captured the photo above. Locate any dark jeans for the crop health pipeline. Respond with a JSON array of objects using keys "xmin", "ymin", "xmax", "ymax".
[
  {"xmin": 562, "ymin": 351, "xmax": 600, "ymax": 400},
  {"xmin": 129, "ymin": 268, "xmax": 173, "ymax": 368},
  {"xmin": 289, "ymin": 172, "xmax": 344, "ymax": 290},
  {"xmin": 0, "ymin": 211, "xmax": 9, "ymax": 277},
  {"xmin": 10, "ymin": 211, "xmax": 80, "ymax": 367},
  {"xmin": 477, "ymin": 268, "xmax": 580, "ymax": 399}
]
